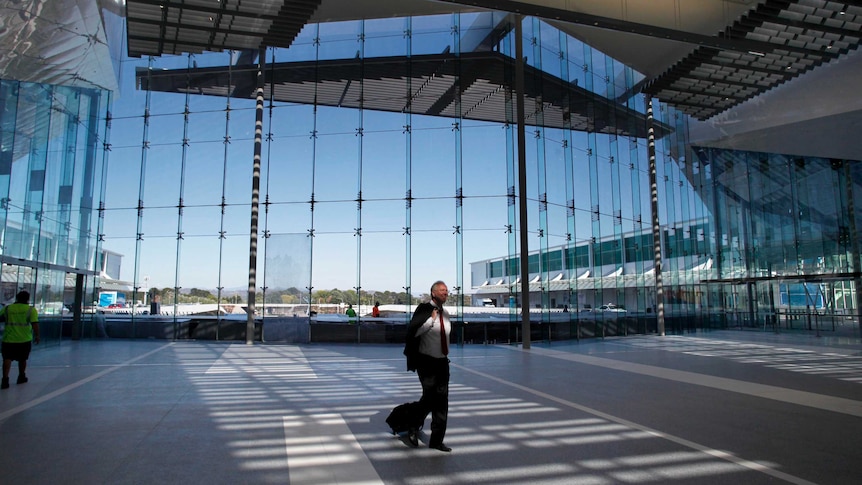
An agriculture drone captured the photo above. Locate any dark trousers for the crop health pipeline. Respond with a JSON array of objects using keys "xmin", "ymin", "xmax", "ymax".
[{"xmin": 416, "ymin": 355, "xmax": 450, "ymax": 445}]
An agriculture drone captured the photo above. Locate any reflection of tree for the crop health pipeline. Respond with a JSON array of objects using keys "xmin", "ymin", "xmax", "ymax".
[
  {"xmin": 188, "ymin": 288, "xmax": 215, "ymax": 299},
  {"xmin": 149, "ymin": 287, "xmax": 218, "ymax": 304},
  {"xmin": 310, "ymin": 288, "xmax": 418, "ymax": 305}
]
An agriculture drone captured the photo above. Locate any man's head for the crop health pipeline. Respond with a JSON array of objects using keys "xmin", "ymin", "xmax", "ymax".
[
  {"xmin": 430, "ymin": 281, "xmax": 449, "ymax": 305},
  {"xmin": 15, "ymin": 290, "xmax": 30, "ymax": 304}
]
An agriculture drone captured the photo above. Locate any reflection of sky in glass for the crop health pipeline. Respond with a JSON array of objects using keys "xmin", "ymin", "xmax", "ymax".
[{"xmin": 99, "ymin": 14, "xmax": 694, "ymax": 295}]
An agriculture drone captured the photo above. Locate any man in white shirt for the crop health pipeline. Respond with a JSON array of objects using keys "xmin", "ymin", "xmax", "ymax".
[{"xmin": 403, "ymin": 280, "xmax": 452, "ymax": 452}]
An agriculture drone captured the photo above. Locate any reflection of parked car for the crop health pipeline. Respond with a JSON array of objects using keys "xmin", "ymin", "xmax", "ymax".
[{"xmin": 597, "ymin": 304, "xmax": 627, "ymax": 313}]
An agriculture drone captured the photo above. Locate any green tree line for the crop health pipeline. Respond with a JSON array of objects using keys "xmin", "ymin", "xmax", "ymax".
[{"xmin": 147, "ymin": 287, "xmax": 423, "ymax": 306}]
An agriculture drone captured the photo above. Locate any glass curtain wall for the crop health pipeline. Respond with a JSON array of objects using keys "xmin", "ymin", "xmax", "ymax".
[
  {"xmin": 101, "ymin": 13, "xmax": 691, "ymax": 342},
  {"xmin": 0, "ymin": 80, "xmax": 107, "ymax": 346},
  {"xmin": 691, "ymin": 147, "xmax": 861, "ymax": 334},
  {"xmin": 99, "ymin": 12, "xmax": 861, "ymax": 342}
]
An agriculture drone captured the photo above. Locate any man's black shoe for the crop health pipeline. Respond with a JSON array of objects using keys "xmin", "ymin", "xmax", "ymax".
[
  {"xmin": 17, "ymin": 374, "xmax": 27, "ymax": 384},
  {"xmin": 407, "ymin": 428, "xmax": 419, "ymax": 447},
  {"xmin": 429, "ymin": 442, "xmax": 451, "ymax": 452},
  {"xmin": 1, "ymin": 377, "xmax": 8, "ymax": 390}
]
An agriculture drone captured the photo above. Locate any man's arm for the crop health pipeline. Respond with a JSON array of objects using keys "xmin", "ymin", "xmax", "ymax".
[
  {"xmin": 408, "ymin": 303, "xmax": 434, "ymax": 336},
  {"xmin": 403, "ymin": 303, "xmax": 434, "ymax": 371}
]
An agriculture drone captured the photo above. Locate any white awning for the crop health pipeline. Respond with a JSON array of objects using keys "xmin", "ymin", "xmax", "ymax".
[{"xmin": 99, "ymin": 280, "xmax": 134, "ymax": 292}]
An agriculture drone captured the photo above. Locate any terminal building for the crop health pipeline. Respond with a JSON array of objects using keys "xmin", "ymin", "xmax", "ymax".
[{"xmin": 0, "ymin": 1, "xmax": 860, "ymax": 343}]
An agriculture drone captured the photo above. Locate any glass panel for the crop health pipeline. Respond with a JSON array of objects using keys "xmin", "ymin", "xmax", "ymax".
[
  {"xmin": 364, "ymin": 17, "xmax": 408, "ymax": 58},
  {"xmin": 362, "ymin": 116, "xmax": 407, "ymax": 201},
  {"xmin": 142, "ymin": 138, "xmax": 183, "ymax": 208},
  {"xmin": 315, "ymin": 116, "xmax": 359, "ymax": 202},
  {"xmin": 176, "ymin": 222, "xmax": 220, "ymax": 296},
  {"xmin": 264, "ymin": 233, "xmax": 311, "ymax": 295},
  {"xmin": 267, "ymin": 107, "xmax": 314, "ymax": 204}
]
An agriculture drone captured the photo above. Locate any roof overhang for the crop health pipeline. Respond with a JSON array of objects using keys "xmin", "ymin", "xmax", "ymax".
[
  {"xmin": 136, "ymin": 51, "xmax": 672, "ymax": 137},
  {"xmin": 117, "ymin": 1, "xmax": 862, "ymax": 160},
  {"xmin": 125, "ymin": 0, "xmax": 324, "ymax": 57}
]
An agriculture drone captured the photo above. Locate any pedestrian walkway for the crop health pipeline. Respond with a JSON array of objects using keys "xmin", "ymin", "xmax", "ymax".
[{"xmin": 0, "ymin": 330, "xmax": 859, "ymax": 484}]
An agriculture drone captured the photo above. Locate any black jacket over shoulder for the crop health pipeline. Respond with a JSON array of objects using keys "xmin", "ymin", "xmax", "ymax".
[{"xmin": 403, "ymin": 302, "xmax": 435, "ymax": 371}]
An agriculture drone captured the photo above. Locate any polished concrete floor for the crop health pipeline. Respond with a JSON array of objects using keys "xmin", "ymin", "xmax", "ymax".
[{"xmin": 1, "ymin": 329, "xmax": 860, "ymax": 484}]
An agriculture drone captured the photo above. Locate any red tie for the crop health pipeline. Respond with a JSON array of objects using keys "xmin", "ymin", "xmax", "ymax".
[{"xmin": 439, "ymin": 309, "xmax": 448, "ymax": 356}]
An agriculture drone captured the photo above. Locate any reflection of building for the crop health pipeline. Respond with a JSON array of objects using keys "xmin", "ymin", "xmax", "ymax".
[
  {"xmin": 100, "ymin": 249, "xmax": 123, "ymax": 281},
  {"xmin": 472, "ymin": 148, "xmax": 862, "ymax": 319},
  {"xmin": 1, "ymin": 1, "xmax": 861, "ymax": 342},
  {"xmin": 471, "ymin": 221, "xmax": 711, "ymax": 312},
  {"xmin": 96, "ymin": 249, "xmax": 133, "ymax": 307}
]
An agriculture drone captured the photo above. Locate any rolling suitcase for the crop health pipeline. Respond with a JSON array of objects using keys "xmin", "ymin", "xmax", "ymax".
[{"xmin": 385, "ymin": 401, "xmax": 424, "ymax": 434}]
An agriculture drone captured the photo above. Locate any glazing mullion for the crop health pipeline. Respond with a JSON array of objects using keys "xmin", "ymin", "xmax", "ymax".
[
  {"xmin": 673, "ymin": 121, "xmax": 700, "ymax": 316},
  {"xmin": 583, "ymin": 43, "xmax": 602, "ymax": 320},
  {"xmin": 308, "ymin": 25, "xmax": 321, "ymax": 319},
  {"xmin": 624, "ymin": 67, "xmax": 646, "ymax": 321},
  {"xmin": 501, "ymin": 19, "xmax": 519, "ymax": 320},
  {"xmin": 404, "ymin": 17, "xmax": 413, "ymax": 318},
  {"xmin": 559, "ymin": 29, "xmax": 578, "ymax": 329},
  {"xmin": 212, "ymin": 52, "xmax": 235, "ymax": 340},
  {"xmin": 531, "ymin": 17, "xmax": 550, "ymax": 325},
  {"xmin": 355, "ymin": 21, "xmax": 366, "ymax": 336},
  {"xmin": 683, "ymin": 131, "xmax": 699, "ymax": 318},
  {"xmin": 828, "ymin": 161, "xmax": 847, "ymax": 274},
  {"xmin": 75, "ymin": 89, "xmax": 106, "ymax": 315},
  {"xmin": 845, "ymin": 162, "xmax": 862, "ymax": 320},
  {"xmin": 454, "ymin": 13, "xmax": 465, "ymax": 316},
  {"xmin": 134, "ymin": 62, "xmax": 152, "ymax": 328},
  {"xmin": 92, "ymin": 90, "xmax": 112, "ymax": 319},
  {"xmin": 659, "ymin": 107, "xmax": 680, "ymax": 322},
  {"xmin": 747, "ymin": 153, "xmax": 765, "ymax": 318},
  {"xmin": 687, "ymin": 131, "xmax": 709, "ymax": 320},
  {"xmin": 822, "ymin": 160, "xmax": 842, "ymax": 276},
  {"xmin": 173, "ymin": 54, "xmax": 194, "ymax": 327},
  {"xmin": 795, "ymin": 158, "xmax": 815, "ymax": 273},
  {"xmin": 713, "ymin": 151, "xmax": 729, "ymax": 278},
  {"xmin": 837, "ymin": 161, "xmax": 854, "ymax": 273},
  {"xmin": 604, "ymin": 55, "xmax": 624, "ymax": 320},
  {"xmin": 133, "ymin": 62, "xmax": 153, "ymax": 333},
  {"xmin": 260, "ymin": 47, "xmax": 277, "ymax": 321},
  {"xmin": 787, "ymin": 158, "xmax": 802, "ymax": 280},
  {"xmin": 739, "ymin": 152, "xmax": 756, "ymax": 323}
]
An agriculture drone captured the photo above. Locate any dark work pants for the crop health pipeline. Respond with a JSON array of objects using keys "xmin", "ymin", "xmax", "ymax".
[{"xmin": 416, "ymin": 355, "xmax": 450, "ymax": 445}]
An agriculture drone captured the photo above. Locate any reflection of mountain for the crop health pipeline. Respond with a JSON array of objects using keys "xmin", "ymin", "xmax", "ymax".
[{"xmin": 220, "ymin": 287, "xmax": 249, "ymax": 293}]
